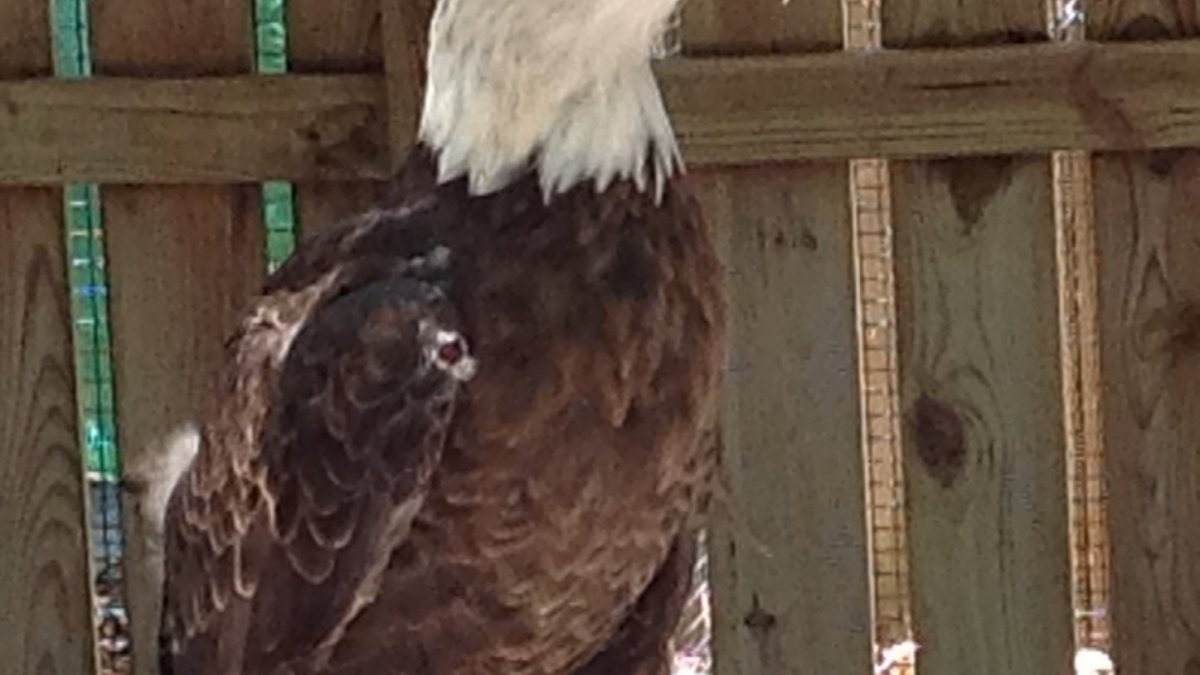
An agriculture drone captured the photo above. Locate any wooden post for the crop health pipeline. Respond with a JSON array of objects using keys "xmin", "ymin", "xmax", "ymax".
[
  {"xmin": 882, "ymin": 2, "xmax": 1075, "ymax": 674},
  {"xmin": 288, "ymin": 0, "xmax": 392, "ymax": 235},
  {"xmin": 92, "ymin": 3, "xmax": 265, "ymax": 673},
  {"xmin": 0, "ymin": 3, "xmax": 94, "ymax": 674},
  {"xmin": 685, "ymin": 2, "xmax": 874, "ymax": 674},
  {"xmin": 1089, "ymin": 3, "xmax": 1200, "ymax": 674},
  {"xmin": 380, "ymin": 0, "xmax": 435, "ymax": 170},
  {"xmin": 286, "ymin": 0, "xmax": 433, "ymax": 236}
]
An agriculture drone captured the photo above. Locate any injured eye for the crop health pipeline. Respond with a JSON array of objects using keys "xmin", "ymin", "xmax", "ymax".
[
  {"xmin": 419, "ymin": 322, "xmax": 478, "ymax": 383},
  {"xmin": 437, "ymin": 339, "xmax": 465, "ymax": 365}
]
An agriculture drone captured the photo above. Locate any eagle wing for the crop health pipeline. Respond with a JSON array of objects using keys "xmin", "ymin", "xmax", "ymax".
[{"xmin": 160, "ymin": 265, "xmax": 468, "ymax": 675}]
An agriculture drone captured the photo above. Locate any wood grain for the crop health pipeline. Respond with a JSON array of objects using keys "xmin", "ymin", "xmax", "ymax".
[
  {"xmin": 697, "ymin": 169, "xmax": 874, "ymax": 675},
  {"xmin": 889, "ymin": 159, "xmax": 1075, "ymax": 674},
  {"xmin": 380, "ymin": 0, "xmax": 435, "ymax": 167},
  {"xmin": 0, "ymin": 2, "xmax": 94, "ymax": 674},
  {"xmin": 288, "ymin": 0, "xmax": 382, "ymax": 74},
  {"xmin": 1092, "ymin": 141, "xmax": 1200, "ymax": 675},
  {"xmin": 7, "ymin": 40, "xmax": 1200, "ymax": 185},
  {"xmin": 106, "ymin": 192, "xmax": 265, "ymax": 675},
  {"xmin": 288, "ymin": 0, "xmax": 390, "ymax": 237},
  {"xmin": 0, "ymin": 192, "xmax": 95, "ymax": 675},
  {"xmin": 1090, "ymin": 0, "xmax": 1199, "ymax": 38},
  {"xmin": 689, "ymin": 3, "xmax": 873, "ymax": 675},
  {"xmin": 884, "ymin": 2, "xmax": 1075, "ymax": 674},
  {"xmin": 0, "ymin": 75, "xmax": 389, "ymax": 185},
  {"xmin": 92, "ymin": 3, "xmax": 265, "ymax": 673},
  {"xmin": 1090, "ymin": 3, "xmax": 1200, "ymax": 673},
  {"xmin": 681, "ymin": 0, "xmax": 842, "ymax": 54}
]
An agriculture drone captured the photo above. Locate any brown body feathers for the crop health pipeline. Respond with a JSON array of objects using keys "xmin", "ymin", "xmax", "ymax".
[{"xmin": 159, "ymin": 149, "xmax": 725, "ymax": 675}]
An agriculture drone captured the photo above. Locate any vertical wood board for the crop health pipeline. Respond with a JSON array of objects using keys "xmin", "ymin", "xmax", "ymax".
[
  {"xmin": 1092, "ymin": 149, "xmax": 1200, "ymax": 675},
  {"xmin": 688, "ymin": 3, "xmax": 873, "ymax": 675},
  {"xmin": 288, "ymin": 0, "xmax": 390, "ymax": 236},
  {"xmin": 380, "ymin": 0, "xmax": 435, "ymax": 167},
  {"xmin": 0, "ymin": 191, "xmax": 94, "ymax": 675},
  {"xmin": 0, "ymin": 2, "xmax": 94, "ymax": 673},
  {"xmin": 696, "ymin": 167, "xmax": 873, "ymax": 675},
  {"xmin": 883, "ymin": 2, "xmax": 1074, "ymax": 674},
  {"xmin": 92, "ymin": 3, "xmax": 264, "ymax": 672},
  {"xmin": 888, "ymin": 159, "xmax": 1074, "ymax": 675},
  {"xmin": 1090, "ymin": 6, "xmax": 1200, "ymax": 672}
]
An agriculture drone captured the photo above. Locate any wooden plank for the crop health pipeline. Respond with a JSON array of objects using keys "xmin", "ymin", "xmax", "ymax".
[
  {"xmin": 6, "ymin": 39, "xmax": 1200, "ymax": 185},
  {"xmin": 698, "ymin": 169, "xmax": 874, "ymax": 675},
  {"xmin": 288, "ymin": 0, "xmax": 389, "ymax": 237},
  {"xmin": 0, "ymin": 75, "xmax": 389, "ymax": 186},
  {"xmin": 682, "ymin": 0, "xmax": 842, "ymax": 54},
  {"xmin": 1090, "ymin": 0, "xmax": 1199, "ymax": 38},
  {"xmin": 107, "ymin": 190, "xmax": 264, "ymax": 675},
  {"xmin": 92, "ymin": 3, "xmax": 264, "ymax": 674},
  {"xmin": 883, "ymin": 2, "xmax": 1075, "ymax": 674},
  {"xmin": 1092, "ymin": 153, "xmax": 1200, "ymax": 675},
  {"xmin": 0, "ymin": 195, "xmax": 95, "ymax": 675},
  {"xmin": 0, "ymin": 2, "xmax": 94, "ymax": 675},
  {"xmin": 1089, "ymin": 3, "xmax": 1200, "ymax": 674},
  {"xmin": 106, "ymin": 197, "xmax": 265, "ymax": 675},
  {"xmin": 288, "ymin": 0, "xmax": 382, "ymax": 73},
  {"xmin": 690, "ymin": 3, "xmax": 873, "ymax": 675},
  {"xmin": 379, "ymin": 0, "xmax": 435, "ymax": 166}
]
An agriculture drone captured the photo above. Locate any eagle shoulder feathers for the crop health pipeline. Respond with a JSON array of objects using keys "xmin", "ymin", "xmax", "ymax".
[{"xmin": 161, "ymin": 226, "xmax": 474, "ymax": 674}]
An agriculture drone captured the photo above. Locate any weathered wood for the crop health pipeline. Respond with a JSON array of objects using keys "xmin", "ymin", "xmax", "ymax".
[
  {"xmin": 288, "ymin": 0, "xmax": 382, "ymax": 74},
  {"xmin": 1090, "ymin": 0, "xmax": 1199, "ymax": 38},
  {"xmin": 660, "ymin": 39, "xmax": 1200, "ymax": 163},
  {"xmin": 1090, "ymin": 3, "xmax": 1200, "ymax": 673},
  {"xmin": 1092, "ymin": 143, "xmax": 1200, "ymax": 675},
  {"xmin": 884, "ymin": 2, "xmax": 1075, "ymax": 674},
  {"xmin": 288, "ymin": 0, "xmax": 389, "ymax": 236},
  {"xmin": 380, "ymin": 0, "xmax": 435, "ymax": 168},
  {"xmin": 0, "ymin": 75, "xmax": 389, "ymax": 185},
  {"xmin": 94, "ymin": 3, "xmax": 265, "ymax": 674},
  {"xmin": 6, "ymin": 39, "xmax": 1200, "ymax": 185},
  {"xmin": 0, "ymin": 3, "xmax": 94, "ymax": 675},
  {"xmin": 692, "ymin": 3, "xmax": 873, "ymax": 675},
  {"xmin": 0, "ymin": 193, "xmax": 95, "ymax": 675},
  {"xmin": 682, "ymin": 0, "xmax": 842, "ymax": 54},
  {"xmin": 107, "ymin": 194, "xmax": 265, "ymax": 675},
  {"xmin": 698, "ymin": 169, "xmax": 874, "ymax": 675}
]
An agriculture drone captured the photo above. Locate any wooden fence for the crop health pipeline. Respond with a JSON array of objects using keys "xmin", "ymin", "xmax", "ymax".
[{"xmin": 1, "ymin": 0, "xmax": 1199, "ymax": 674}]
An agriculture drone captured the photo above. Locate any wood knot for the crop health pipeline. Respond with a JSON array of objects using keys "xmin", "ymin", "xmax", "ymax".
[
  {"xmin": 1140, "ymin": 301, "xmax": 1200, "ymax": 361},
  {"xmin": 1114, "ymin": 15, "xmax": 1174, "ymax": 41},
  {"xmin": 1146, "ymin": 149, "xmax": 1186, "ymax": 177},
  {"xmin": 800, "ymin": 228, "xmax": 819, "ymax": 251},
  {"xmin": 931, "ymin": 156, "xmax": 1016, "ymax": 228},
  {"xmin": 743, "ymin": 595, "xmax": 777, "ymax": 634},
  {"xmin": 909, "ymin": 393, "xmax": 967, "ymax": 488},
  {"xmin": 757, "ymin": 224, "xmax": 817, "ymax": 252},
  {"xmin": 1166, "ymin": 303, "xmax": 1200, "ymax": 357},
  {"xmin": 304, "ymin": 104, "xmax": 387, "ymax": 177}
]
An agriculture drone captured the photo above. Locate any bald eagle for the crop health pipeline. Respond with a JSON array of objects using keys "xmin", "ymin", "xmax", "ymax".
[{"xmin": 154, "ymin": 0, "xmax": 725, "ymax": 673}]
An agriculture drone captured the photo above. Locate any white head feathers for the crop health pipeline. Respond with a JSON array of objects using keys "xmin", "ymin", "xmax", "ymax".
[{"xmin": 419, "ymin": 0, "xmax": 684, "ymax": 202}]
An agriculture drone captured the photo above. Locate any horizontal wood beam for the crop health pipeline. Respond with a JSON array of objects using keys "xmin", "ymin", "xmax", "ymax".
[
  {"xmin": 2, "ymin": 39, "xmax": 1199, "ymax": 185},
  {"xmin": 668, "ymin": 38, "xmax": 1200, "ymax": 166},
  {"xmin": 0, "ymin": 74, "xmax": 390, "ymax": 185}
]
